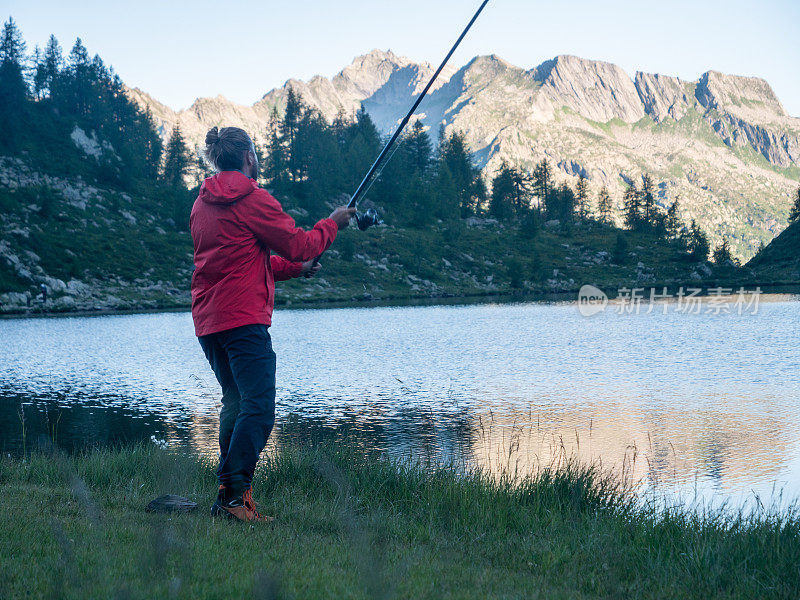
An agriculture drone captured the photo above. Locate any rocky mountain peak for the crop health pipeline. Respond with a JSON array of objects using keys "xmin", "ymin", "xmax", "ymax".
[
  {"xmin": 634, "ymin": 72, "xmax": 697, "ymax": 122},
  {"xmin": 534, "ymin": 55, "xmax": 645, "ymax": 123},
  {"xmin": 467, "ymin": 54, "xmax": 512, "ymax": 70},
  {"xmin": 187, "ymin": 94, "xmax": 249, "ymax": 124},
  {"xmin": 461, "ymin": 54, "xmax": 516, "ymax": 83},
  {"xmin": 695, "ymin": 71, "xmax": 786, "ymax": 120},
  {"xmin": 189, "ymin": 94, "xmax": 231, "ymax": 108},
  {"xmin": 360, "ymin": 48, "xmax": 404, "ymax": 65},
  {"xmin": 334, "ymin": 49, "xmax": 413, "ymax": 99}
]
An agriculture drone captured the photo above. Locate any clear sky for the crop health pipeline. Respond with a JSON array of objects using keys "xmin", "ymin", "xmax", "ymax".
[{"xmin": 5, "ymin": 0, "xmax": 799, "ymax": 117}]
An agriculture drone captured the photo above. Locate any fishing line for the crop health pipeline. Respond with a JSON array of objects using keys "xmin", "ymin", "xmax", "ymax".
[{"xmin": 358, "ymin": 123, "xmax": 411, "ymax": 201}]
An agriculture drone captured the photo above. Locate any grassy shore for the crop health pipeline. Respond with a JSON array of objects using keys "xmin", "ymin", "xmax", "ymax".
[{"xmin": 1, "ymin": 444, "xmax": 798, "ymax": 599}]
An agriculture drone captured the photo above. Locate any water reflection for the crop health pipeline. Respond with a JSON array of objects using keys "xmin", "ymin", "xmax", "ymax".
[{"xmin": 1, "ymin": 298, "xmax": 799, "ymax": 508}]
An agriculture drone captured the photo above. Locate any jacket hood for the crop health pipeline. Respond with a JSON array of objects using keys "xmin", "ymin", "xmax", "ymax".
[{"xmin": 199, "ymin": 171, "xmax": 258, "ymax": 205}]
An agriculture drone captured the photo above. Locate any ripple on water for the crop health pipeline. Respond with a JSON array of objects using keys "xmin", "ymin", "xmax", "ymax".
[{"xmin": 1, "ymin": 299, "xmax": 799, "ymax": 509}]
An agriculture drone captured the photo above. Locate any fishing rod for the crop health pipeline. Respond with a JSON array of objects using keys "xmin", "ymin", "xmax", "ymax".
[{"xmin": 309, "ymin": 0, "xmax": 491, "ymax": 272}]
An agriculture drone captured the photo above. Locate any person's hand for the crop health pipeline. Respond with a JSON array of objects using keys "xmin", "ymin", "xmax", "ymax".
[
  {"xmin": 301, "ymin": 259, "xmax": 322, "ymax": 278},
  {"xmin": 329, "ymin": 206, "xmax": 356, "ymax": 229}
]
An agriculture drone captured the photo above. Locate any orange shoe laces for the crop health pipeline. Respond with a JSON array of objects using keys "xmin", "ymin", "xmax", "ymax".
[{"xmin": 242, "ymin": 488, "xmax": 263, "ymax": 518}]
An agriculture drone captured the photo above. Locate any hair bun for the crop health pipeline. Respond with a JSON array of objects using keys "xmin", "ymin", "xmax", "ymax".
[
  {"xmin": 202, "ymin": 126, "xmax": 253, "ymax": 172},
  {"xmin": 205, "ymin": 127, "xmax": 220, "ymax": 145}
]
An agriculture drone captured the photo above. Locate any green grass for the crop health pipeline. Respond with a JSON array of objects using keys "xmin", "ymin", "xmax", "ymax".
[
  {"xmin": 583, "ymin": 115, "xmax": 629, "ymax": 136},
  {"xmin": 1, "ymin": 444, "xmax": 798, "ymax": 599}
]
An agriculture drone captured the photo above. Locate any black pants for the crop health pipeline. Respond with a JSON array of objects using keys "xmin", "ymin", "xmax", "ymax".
[{"xmin": 198, "ymin": 324, "xmax": 276, "ymax": 495}]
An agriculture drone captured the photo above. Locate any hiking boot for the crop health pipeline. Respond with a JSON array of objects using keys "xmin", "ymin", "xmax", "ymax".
[{"xmin": 213, "ymin": 487, "xmax": 274, "ymax": 523}]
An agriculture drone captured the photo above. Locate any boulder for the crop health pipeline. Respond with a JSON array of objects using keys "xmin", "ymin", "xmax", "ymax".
[{"xmin": 43, "ymin": 277, "xmax": 67, "ymax": 294}]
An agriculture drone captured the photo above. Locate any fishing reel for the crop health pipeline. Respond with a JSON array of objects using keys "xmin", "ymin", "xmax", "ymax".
[
  {"xmin": 306, "ymin": 207, "xmax": 381, "ymax": 277},
  {"xmin": 355, "ymin": 208, "xmax": 382, "ymax": 231}
]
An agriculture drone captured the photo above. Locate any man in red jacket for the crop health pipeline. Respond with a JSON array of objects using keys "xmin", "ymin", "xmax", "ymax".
[{"xmin": 191, "ymin": 126, "xmax": 354, "ymax": 522}]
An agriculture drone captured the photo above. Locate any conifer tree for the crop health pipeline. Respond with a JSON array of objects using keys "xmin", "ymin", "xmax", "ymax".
[
  {"xmin": 640, "ymin": 173, "xmax": 656, "ymax": 228},
  {"xmin": 712, "ymin": 238, "xmax": 738, "ymax": 266},
  {"xmin": 160, "ymin": 124, "xmax": 192, "ymax": 229},
  {"xmin": 575, "ymin": 174, "xmax": 590, "ymax": 220},
  {"xmin": 406, "ymin": 120, "xmax": 432, "ymax": 177},
  {"xmin": 404, "ymin": 177, "xmax": 429, "ymax": 228},
  {"xmin": 664, "ymin": 197, "xmax": 682, "ymax": 239},
  {"xmin": 302, "ymin": 110, "xmax": 345, "ymax": 213},
  {"xmin": 90, "ymin": 53, "xmax": 107, "ymax": 81},
  {"xmin": 688, "ymin": 219, "xmax": 710, "ymax": 262},
  {"xmin": 520, "ymin": 208, "xmax": 540, "ymax": 238},
  {"xmin": 612, "ymin": 232, "xmax": 629, "ymax": 264},
  {"xmin": 282, "ymin": 88, "xmax": 304, "ymax": 182},
  {"xmin": 597, "ymin": 186, "xmax": 613, "ymax": 223},
  {"xmin": 508, "ymin": 167, "xmax": 533, "ymax": 217},
  {"xmin": 532, "ymin": 158, "xmax": 553, "ymax": 214},
  {"xmin": 549, "ymin": 182, "xmax": 576, "ymax": 223},
  {"xmin": 344, "ymin": 107, "xmax": 381, "ymax": 191},
  {"xmin": 41, "ymin": 35, "xmax": 62, "ymax": 98},
  {"xmin": 135, "ymin": 106, "xmax": 164, "ymax": 181},
  {"xmin": 62, "ymin": 38, "xmax": 92, "ymax": 116},
  {"xmin": 265, "ymin": 107, "xmax": 285, "ymax": 189},
  {"xmin": 0, "ymin": 18, "xmax": 26, "ymax": 65},
  {"xmin": 474, "ymin": 176, "xmax": 488, "ymax": 215},
  {"xmin": 623, "ymin": 181, "xmax": 641, "ymax": 230},
  {"xmin": 372, "ymin": 132, "xmax": 411, "ymax": 218},
  {"xmin": 282, "ymin": 88, "xmax": 302, "ymax": 142},
  {"xmin": 68, "ymin": 38, "xmax": 90, "ymax": 75},
  {"xmin": 331, "ymin": 108, "xmax": 348, "ymax": 140},
  {"xmin": 489, "ymin": 162, "xmax": 532, "ymax": 221},
  {"xmin": 438, "ymin": 131, "xmax": 483, "ymax": 216},
  {"xmin": 0, "ymin": 17, "xmax": 28, "ymax": 118},
  {"xmin": 437, "ymin": 130, "xmax": 484, "ymax": 217},
  {"xmin": 433, "ymin": 162, "xmax": 459, "ymax": 221},
  {"xmin": 162, "ymin": 124, "xmax": 190, "ymax": 188},
  {"xmin": 31, "ymin": 46, "xmax": 46, "ymax": 99},
  {"xmin": 293, "ymin": 108, "xmax": 329, "ymax": 196},
  {"xmin": 790, "ymin": 187, "xmax": 800, "ymax": 223},
  {"xmin": 490, "ymin": 162, "xmax": 515, "ymax": 221},
  {"xmin": 193, "ymin": 150, "xmax": 213, "ymax": 187}
]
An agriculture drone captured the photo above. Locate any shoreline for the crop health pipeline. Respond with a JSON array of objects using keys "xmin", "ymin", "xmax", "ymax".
[
  {"xmin": 2, "ymin": 280, "xmax": 799, "ymax": 320},
  {"xmin": 0, "ymin": 281, "xmax": 800, "ymax": 320}
]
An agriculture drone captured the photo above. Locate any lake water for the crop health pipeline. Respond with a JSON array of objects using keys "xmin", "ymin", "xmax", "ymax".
[{"xmin": 2, "ymin": 296, "xmax": 799, "ymax": 510}]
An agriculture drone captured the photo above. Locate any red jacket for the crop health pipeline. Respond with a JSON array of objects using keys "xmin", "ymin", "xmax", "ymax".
[{"xmin": 190, "ymin": 171, "xmax": 338, "ymax": 336}]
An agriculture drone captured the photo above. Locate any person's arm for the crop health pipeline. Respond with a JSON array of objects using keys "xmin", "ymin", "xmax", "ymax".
[
  {"xmin": 270, "ymin": 255, "xmax": 303, "ymax": 281},
  {"xmin": 271, "ymin": 256, "xmax": 324, "ymax": 281},
  {"xmin": 244, "ymin": 190, "xmax": 343, "ymax": 262}
]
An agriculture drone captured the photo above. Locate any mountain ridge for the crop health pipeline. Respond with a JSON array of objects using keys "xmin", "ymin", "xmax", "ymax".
[
  {"xmin": 129, "ymin": 49, "xmax": 798, "ymax": 151},
  {"xmin": 126, "ymin": 50, "xmax": 800, "ymax": 258}
]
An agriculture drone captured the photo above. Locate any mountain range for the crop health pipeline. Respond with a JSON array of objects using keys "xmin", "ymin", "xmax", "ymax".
[{"xmin": 127, "ymin": 50, "xmax": 800, "ymax": 259}]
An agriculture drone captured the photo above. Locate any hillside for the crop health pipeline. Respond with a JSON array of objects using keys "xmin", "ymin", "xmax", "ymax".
[
  {"xmin": 1, "ymin": 151, "xmax": 739, "ymax": 314},
  {"xmin": 746, "ymin": 220, "xmax": 800, "ymax": 283},
  {"xmin": 0, "ymin": 155, "xmax": 193, "ymax": 312},
  {"xmin": 127, "ymin": 50, "xmax": 800, "ymax": 259}
]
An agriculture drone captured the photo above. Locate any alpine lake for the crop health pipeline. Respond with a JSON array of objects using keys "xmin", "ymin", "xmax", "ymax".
[{"xmin": 2, "ymin": 291, "xmax": 799, "ymax": 512}]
